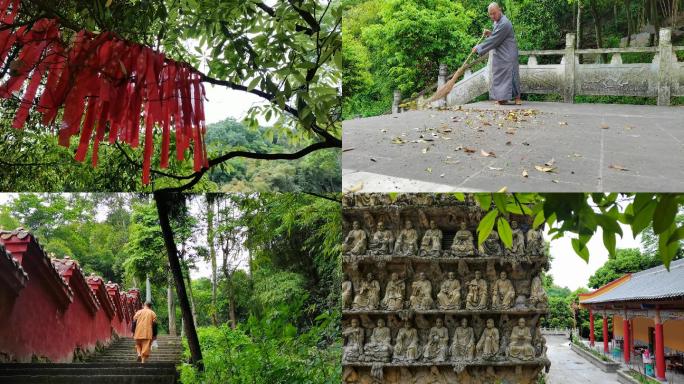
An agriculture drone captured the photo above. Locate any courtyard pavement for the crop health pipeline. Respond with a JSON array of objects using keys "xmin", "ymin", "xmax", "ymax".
[
  {"xmin": 546, "ymin": 335, "xmax": 619, "ymax": 384},
  {"xmin": 342, "ymin": 101, "xmax": 684, "ymax": 192}
]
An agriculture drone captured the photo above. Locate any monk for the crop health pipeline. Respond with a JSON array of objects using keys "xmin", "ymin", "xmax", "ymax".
[
  {"xmin": 133, "ymin": 301, "xmax": 157, "ymax": 363},
  {"xmin": 472, "ymin": 3, "xmax": 521, "ymax": 105}
]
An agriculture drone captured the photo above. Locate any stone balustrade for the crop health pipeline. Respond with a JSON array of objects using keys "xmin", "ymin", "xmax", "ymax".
[
  {"xmin": 405, "ymin": 27, "xmax": 683, "ymax": 109},
  {"xmin": 0, "ymin": 228, "xmax": 141, "ymax": 363}
]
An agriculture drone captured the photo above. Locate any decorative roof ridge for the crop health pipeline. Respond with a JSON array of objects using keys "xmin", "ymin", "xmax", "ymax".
[
  {"xmin": 0, "ymin": 242, "xmax": 28, "ymax": 279},
  {"xmin": 579, "ymin": 273, "xmax": 632, "ymax": 302},
  {"xmin": 51, "ymin": 256, "xmax": 100, "ymax": 315},
  {"xmin": 0, "ymin": 227, "xmax": 74, "ymax": 303}
]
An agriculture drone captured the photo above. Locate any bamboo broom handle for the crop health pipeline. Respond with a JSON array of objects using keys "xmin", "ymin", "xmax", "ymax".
[{"xmin": 450, "ymin": 32, "xmax": 486, "ymax": 79}]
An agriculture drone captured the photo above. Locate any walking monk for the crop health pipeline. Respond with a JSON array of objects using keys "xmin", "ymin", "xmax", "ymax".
[
  {"xmin": 472, "ymin": 2, "xmax": 522, "ymax": 105},
  {"xmin": 133, "ymin": 301, "xmax": 157, "ymax": 363}
]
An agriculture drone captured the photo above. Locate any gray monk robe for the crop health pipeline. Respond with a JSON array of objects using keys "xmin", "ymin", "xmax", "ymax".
[{"xmin": 475, "ymin": 14, "xmax": 521, "ymax": 101}]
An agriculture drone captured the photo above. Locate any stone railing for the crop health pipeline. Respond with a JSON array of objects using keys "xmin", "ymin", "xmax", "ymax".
[
  {"xmin": 0, "ymin": 228, "xmax": 140, "ymax": 363},
  {"xmin": 540, "ymin": 327, "xmax": 570, "ymax": 336},
  {"xmin": 401, "ymin": 27, "xmax": 683, "ymax": 109}
]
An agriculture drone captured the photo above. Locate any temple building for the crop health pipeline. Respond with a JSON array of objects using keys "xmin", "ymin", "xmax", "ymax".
[{"xmin": 579, "ymin": 258, "xmax": 684, "ymax": 381}]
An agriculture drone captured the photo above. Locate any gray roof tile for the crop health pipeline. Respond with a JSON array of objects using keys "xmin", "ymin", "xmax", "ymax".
[{"xmin": 582, "ymin": 258, "xmax": 684, "ymax": 303}]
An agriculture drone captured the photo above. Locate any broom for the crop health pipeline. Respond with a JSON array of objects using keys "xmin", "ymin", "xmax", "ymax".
[{"xmin": 429, "ymin": 32, "xmax": 486, "ymax": 102}]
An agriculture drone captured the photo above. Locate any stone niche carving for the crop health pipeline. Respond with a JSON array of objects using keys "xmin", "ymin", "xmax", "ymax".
[{"xmin": 343, "ymin": 193, "xmax": 550, "ymax": 384}]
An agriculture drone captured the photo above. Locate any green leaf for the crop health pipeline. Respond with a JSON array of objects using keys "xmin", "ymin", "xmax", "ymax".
[
  {"xmin": 388, "ymin": 192, "xmax": 398, "ymax": 202},
  {"xmin": 667, "ymin": 226, "xmax": 684, "ymax": 246},
  {"xmin": 453, "ymin": 193, "xmax": 465, "ymax": 202},
  {"xmin": 571, "ymin": 238, "xmax": 590, "ymax": 262},
  {"xmin": 631, "ymin": 200, "xmax": 657, "ymax": 236},
  {"xmin": 659, "ymin": 224, "xmax": 680, "ymax": 269},
  {"xmin": 475, "ymin": 193, "xmax": 491, "ymax": 210},
  {"xmin": 653, "ymin": 194, "xmax": 677, "ymax": 234},
  {"xmin": 533, "ymin": 210, "xmax": 545, "ymax": 229},
  {"xmin": 497, "ymin": 217, "xmax": 512, "ymax": 248},
  {"xmin": 477, "ymin": 210, "xmax": 497, "ymax": 247},
  {"xmin": 493, "ymin": 193, "xmax": 507, "ymax": 214},
  {"xmin": 247, "ymin": 76, "xmax": 261, "ymax": 91},
  {"xmin": 603, "ymin": 230, "xmax": 616, "ymax": 257}
]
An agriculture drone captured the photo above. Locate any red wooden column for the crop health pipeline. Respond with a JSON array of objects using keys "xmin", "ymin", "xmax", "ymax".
[
  {"xmin": 589, "ymin": 309, "xmax": 595, "ymax": 347},
  {"xmin": 603, "ymin": 313, "xmax": 609, "ymax": 353},
  {"xmin": 623, "ymin": 317, "xmax": 631, "ymax": 363},
  {"xmin": 655, "ymin": 310, "xmax": 666, "ymax": 380}
]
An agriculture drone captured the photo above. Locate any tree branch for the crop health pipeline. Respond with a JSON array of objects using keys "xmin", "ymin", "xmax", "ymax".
[
  {"xmin": 286, "ymin": 0, "xmax": 320, "ymax": 34},
  {"xmin": 304, "ymin": 191, "xmax": 341, "ymax": 203},
  {"xmin": 157, "ymin": 139, "xmax": 339, "ymax": 192}
]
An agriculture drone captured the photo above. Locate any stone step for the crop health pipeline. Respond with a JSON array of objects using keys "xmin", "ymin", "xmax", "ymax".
[
  {"xmin": 0, "ymin": 363, "xmax": 177, "ymax": 369},
  {"xmin": 0, "ymin": 367, "xmax": 175, "ymax": 376},
  {"xmin": 0, "ymin": 374, "xmax": 177, "ymax": 384}
]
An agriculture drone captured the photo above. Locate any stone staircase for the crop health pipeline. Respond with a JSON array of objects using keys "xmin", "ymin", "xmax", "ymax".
[{"xmin": 0, "ymin": 336, "xmax": 182, "ymax": 383}]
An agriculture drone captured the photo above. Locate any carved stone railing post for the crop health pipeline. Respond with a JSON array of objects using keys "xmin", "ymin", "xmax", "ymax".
[
  {"xmin": 392, "ymin": 89, "xmax": 401, "ymax": 114},
  {"xmin": 436, "ymin": 63, "xmax": 448, "ymax": 106},
  {"xmin": 563, "ymin": 33, "xmax": 576, "ymax": 103},
  {"xmin": 657, "ymin": 28, "xmax": 673, "ymax": 106}
]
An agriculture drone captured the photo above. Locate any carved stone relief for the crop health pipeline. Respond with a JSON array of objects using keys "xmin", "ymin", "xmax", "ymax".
[{"xmin": 343, "ymin": 194, "xmax": 551, "ymax": 383}]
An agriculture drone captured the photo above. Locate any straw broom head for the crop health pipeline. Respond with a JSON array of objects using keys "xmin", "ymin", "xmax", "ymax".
[{"xmin": 428, "ymin": 64, "xmax": 467, "ymax": 102}]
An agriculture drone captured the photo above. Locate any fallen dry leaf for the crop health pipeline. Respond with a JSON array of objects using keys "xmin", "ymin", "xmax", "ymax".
[
  {"xmin": 481, "ymin": 149, "xmax": 496, "ymax": 158},
  {"xmin": 381, "ymin": 129, "xmax": 388, "ymax": 133},
  {"xmin": 482, "ymin": 121, "xmax": 492, "ymax": 126},
  {"xmin": 342, "ymin": 147, "xmax": 355, "ymax": 152},
  {"xmin": 370, "ymin": 158, "xmax": 377, "ymax": 162},
  {"xmin": 522, "ymin": 141, "xmax": 530, "ymax": 146},
  {"xmin": 600, "ymin": 123, "xmax": 610, "ymax": 129},
  {"xmin": 497, "ymin": 186, "xmax": 508, "ymax": 193},
  {"xmin": 608, "ymin": 164, "xmax": 629, "ymax": 171},
  {"xmin": 346, "ymin": 181, "xmax": 364, "ymax": 193},
  {"xmin": 422, "ymin": 147, "xmax": 430, "ymax": 154},
  {"xmin": 425, "ymin": 168, "xmax": 432, "ymax": 173},
  {"xmin": 545, "ymin": 158, "xmax": 556, "ymax": 167},
  {"xmin": 464, "ymin": 147, "xmax": 477, "ymax": 153},
  {"xmin": 489, "ymin": 167, "xmax": 503, "ymax": 171},
  {"xmin": 454, "ymin": 146, "xmax": 463, "ymax": 151},
  {"xmin": 505, "ymin": 141, "xmax": 512, "ymax": 146},
  {"xmin": 535, "ymin": 165, "xmax": 556, "ymax": 173},
  {"xmin": 552, "ymin": 179, "xmax": 560, "ymax": 183},
  {"xmin": 439, "ymin": 173, "xmax": 445, "ymax": 178},
  {"xmin": 522, "ymin": 169, "xmax": 529, "ymax": 178},
  {"xmin": 391, "ymin": 137, "xmax": 406, "ymax": 144},
  {"xmin": 506, "ymin": 128, "xmax": 516, "ymax": 135},
  {"xmin": 559, "ymin": 121, "xmax": 568, "ymax": 126}
]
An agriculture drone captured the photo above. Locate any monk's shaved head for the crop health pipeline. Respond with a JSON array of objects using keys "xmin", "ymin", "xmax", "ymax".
[{"xmin": 487, "ymin": 2, "xmax": 502, "ymax": 22}]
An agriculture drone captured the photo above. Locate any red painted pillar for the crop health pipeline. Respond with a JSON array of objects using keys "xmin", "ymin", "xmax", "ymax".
[
  {"xmin": 589, "ymin": 309, "xmax": 595, "ymax": 347},
  {"xmin": 603, "ymin": 315, "xmax": 609, "ymax": 353},
  {"xmin": 655, "ymin": 311, "xmax": 666, "ymax": 380},
  {"xmin": 623, "ymin": 318, "xmax": 631, "ymax": 363}
]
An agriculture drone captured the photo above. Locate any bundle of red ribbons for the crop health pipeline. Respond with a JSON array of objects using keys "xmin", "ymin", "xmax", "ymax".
[{"xmin": 0, "ymin": 0, "xmax": 208, "ymax": 184}]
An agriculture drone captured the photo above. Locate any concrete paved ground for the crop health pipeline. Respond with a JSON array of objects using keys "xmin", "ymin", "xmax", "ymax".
[
  {"xmin": 546, "ymin": 335, "xmax": 619, "ymax": 384},
  {"xmin": 343, "ymin": 101, "xmax": 684, "ymax": 192}
]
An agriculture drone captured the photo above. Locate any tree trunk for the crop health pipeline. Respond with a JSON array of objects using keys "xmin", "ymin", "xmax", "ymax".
[
  {"xmin": 625, "ymin": 0, "xmax": 633, "ymax": 47},
  {"xmin": 589, "ymin": 0, "xmax": 603, "ymax": 48},
  {"xmin": 184, "ymin": 267, "xmax": 198, "ymax": 327},
  {"xmin": 167, "ymin": 274, "xmax": 176, "ymax": 336},
  {"xmin": 207, "ymin": 194, "xmax": 218, "ymax": 326},
  {"xmin": 154, "ymin": 192, "xmax": 203, "ymax": 371},
  {"xmin": 577, "ymin": 0, "xmax": 583, "ymax": 49}
]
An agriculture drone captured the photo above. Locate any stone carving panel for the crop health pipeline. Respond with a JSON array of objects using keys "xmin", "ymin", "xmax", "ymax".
[{"xmin": 343, "ymin": 194, "xmax": 550, "ymax": 383}]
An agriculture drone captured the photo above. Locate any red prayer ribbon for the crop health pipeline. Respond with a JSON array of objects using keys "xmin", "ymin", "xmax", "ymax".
[{"xmin": 0, "ymin": 2, "xmax": 208, "ymax": 185}]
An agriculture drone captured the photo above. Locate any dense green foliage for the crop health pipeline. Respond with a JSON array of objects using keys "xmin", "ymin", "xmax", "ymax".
[{"xmin": 343, "ymin": 0, "xmax": 684, "ymax": 118}]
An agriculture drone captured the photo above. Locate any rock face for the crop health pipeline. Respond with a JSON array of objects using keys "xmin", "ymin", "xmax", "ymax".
[{"xmin": 342, "ymin": 193, "xmax": 551, "ymax": 384}]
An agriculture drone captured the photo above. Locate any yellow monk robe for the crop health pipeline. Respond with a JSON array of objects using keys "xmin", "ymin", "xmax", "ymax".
[{"xmin": 133, "ymin": 307, "xmax": 157, "ymax": 361}]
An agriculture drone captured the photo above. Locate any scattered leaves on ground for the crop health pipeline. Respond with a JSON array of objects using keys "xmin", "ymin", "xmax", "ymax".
[
  {"xmin": 535, "ymin": 165, "xmax": 556, "ymax": 173},
  {"xmin": 480, "ymin": 149, "xmax": 496, "ymax": 157},
  {"xmin": 609, "ymin": 164, "xmax": 629, "ymax": 171},
  {"xmin": 346, "ymin": 181, "xmax": 364, "ymax": 192}
]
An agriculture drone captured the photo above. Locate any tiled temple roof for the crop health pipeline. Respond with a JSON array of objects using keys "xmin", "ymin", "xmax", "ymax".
[{"xmin": 581, "ymin": 258, "xmax": 684, "ymax": 304}]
